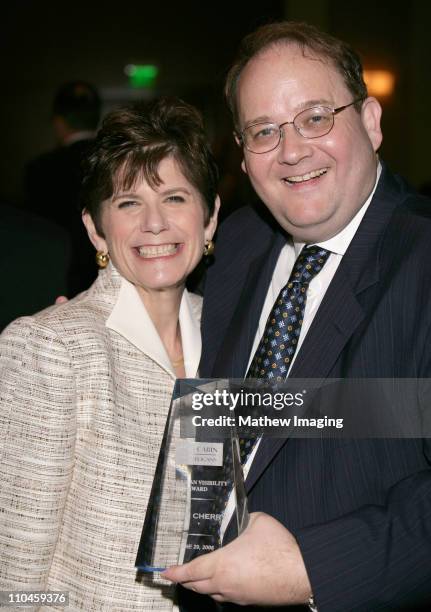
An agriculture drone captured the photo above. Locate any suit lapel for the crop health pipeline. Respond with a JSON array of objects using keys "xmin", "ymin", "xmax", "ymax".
[{"xmin": 211, "ymin": 231, "xmax": 287, "ymax": 378}]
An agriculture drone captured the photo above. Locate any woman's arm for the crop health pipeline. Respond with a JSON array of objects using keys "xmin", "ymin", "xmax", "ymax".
[{"xmin": 0, "ymin": 316, "xmax": 76, "ymax": 590}]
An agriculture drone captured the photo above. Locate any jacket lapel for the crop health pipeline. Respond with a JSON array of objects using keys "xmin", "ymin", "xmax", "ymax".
[
  {"xmin": 106, "ymin": 278, "xmax": 175, "ymax": 376},
  {"xmin": 211, "ymin": 231, "xmax": 287, "ymax": 378}
]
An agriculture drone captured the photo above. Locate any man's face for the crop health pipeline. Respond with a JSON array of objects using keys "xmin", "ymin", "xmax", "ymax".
[{"xmin": 236, "ymin": 43, "xmax": 383, "ymax": 243}]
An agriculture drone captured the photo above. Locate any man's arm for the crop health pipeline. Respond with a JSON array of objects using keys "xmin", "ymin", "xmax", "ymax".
[
  {"xmin": 294, "ymin": 457, "xmax": 431, "ymax": 611},
  {"xmin": 165, "ymin": 443, "xmax": 431, "ymax": 611}
]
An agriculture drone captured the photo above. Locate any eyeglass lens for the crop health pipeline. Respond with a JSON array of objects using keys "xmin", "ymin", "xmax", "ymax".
[{"xmin": 244, "ymin": 106, "xmax": 335, "ymax": 153}]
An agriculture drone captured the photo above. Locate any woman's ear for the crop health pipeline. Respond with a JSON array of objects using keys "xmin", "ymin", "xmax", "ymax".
[
  {"xmin": 82, "ymin": 210, "xmax": 108, "ymax": 253},
  {"xmin": 204, "ymin": 195, "xmax": 221, "ymax": 243}
]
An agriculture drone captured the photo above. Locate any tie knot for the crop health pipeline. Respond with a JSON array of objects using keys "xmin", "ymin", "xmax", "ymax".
[{"xmin": 291, "ymin": 245, "xmax": 330, "ymax": 284}]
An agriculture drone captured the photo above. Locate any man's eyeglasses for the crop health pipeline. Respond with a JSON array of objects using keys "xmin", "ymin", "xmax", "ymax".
[{"xmin": 238, "ymin": 98, "xmax": 364, "ymax": 154}]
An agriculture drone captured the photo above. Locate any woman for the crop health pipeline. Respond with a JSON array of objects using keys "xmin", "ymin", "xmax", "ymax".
[{"xmin": 0, "ymin": 97, "xmax": 219, "ymax": 610}]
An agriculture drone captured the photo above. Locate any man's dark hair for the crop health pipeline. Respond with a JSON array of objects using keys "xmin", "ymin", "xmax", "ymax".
[
  {"xmin": 81, "ymin": 96, "xmax": 219, "ymax": 235},
  {"xmin": 53, "ymin": 81, "xmax": 101, "ymax": 131},
  {"xmin": 225, "ymin": 21, "xmax": 368, "ymax": 130}
]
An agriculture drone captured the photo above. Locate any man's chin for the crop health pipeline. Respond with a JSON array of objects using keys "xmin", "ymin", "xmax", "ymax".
[{"xmin": 277, "ymin": 216, "xmax": 335, "ymax": 243}]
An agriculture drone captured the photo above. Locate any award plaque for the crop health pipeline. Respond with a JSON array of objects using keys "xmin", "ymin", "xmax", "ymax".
[{"xmin": 135, "ymin": 379, "xmax": 249, "ymax": 572}]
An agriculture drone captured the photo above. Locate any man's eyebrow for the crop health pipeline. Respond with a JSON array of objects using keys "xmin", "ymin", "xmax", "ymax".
[
  {"xmin": 242, "ymin": 115, "xmax": 273, "ymax": 128},
  {"xmin": 295, "ymin": 98, "xmax": 333, "ymax": 111},
  {"xmin": 242, "ymin": 99, "xmax": 334, "ymax": 128}
]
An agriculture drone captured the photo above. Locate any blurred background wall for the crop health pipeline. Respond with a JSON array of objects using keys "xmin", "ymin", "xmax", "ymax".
[{"xmin": 2, "ymin": 0, "xmax": 430, "ymax": 212}]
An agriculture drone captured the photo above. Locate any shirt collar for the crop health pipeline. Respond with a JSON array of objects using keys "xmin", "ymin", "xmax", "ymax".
[
  {"xmin": 294, "ymin": 162, "xmax": 382, "ymax": 258},
  {"xmin": 106, "ymin": 275, "xmax": 201, "ymax": 379}
]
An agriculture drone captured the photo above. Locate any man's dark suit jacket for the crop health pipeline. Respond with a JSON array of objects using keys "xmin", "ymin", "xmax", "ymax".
[{"xmin": 191, "ymin": 165, "xmax": 431, "ymax": 612}]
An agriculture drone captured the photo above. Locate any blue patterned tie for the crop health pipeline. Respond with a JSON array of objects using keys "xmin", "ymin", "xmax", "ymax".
[{"xmin": 239, "ymin": 244, "xmax": 331, "ymax": 464}]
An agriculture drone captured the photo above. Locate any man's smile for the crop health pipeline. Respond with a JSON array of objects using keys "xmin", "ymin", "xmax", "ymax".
[{"xmin": 283, "ymin": 168, "xmax": 328, "ymax": 184}]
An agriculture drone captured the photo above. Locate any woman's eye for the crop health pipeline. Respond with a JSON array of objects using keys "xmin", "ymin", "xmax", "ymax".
[
  {"xmin": 117, "ymin": 200, "xmax": 137, "ymax": 209},
  {"xmin": 166, "ymin": 195, "xmax": 185, "ymax": 203}
]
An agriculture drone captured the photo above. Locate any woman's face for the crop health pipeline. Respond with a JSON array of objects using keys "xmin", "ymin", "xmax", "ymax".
[{"xmin": 84, "ymin": 156, "xmax": 219, "ymax": 299}]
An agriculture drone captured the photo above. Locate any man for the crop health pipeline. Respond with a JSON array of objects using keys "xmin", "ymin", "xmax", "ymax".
[
  {"xmin": 25, "ymin": 81, "xmax": 101, "ymax": 295},
  {"xmin": 165, "ymin": 22, "xmax": 431, "ymax": 611}
]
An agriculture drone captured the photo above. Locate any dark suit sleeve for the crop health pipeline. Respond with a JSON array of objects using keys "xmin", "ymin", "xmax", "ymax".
[
  {"xmin": 294, "ymin": 359, "xmax": 431, "ymax": 611},
  {"xmin": 295, "ymin": 453, "xmax": 431, "ymax": 611}
]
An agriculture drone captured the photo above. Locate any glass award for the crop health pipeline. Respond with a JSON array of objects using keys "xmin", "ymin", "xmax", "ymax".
[{"xmin": 135, "ymin": 379, "xmax": 249, "ymax": 572}]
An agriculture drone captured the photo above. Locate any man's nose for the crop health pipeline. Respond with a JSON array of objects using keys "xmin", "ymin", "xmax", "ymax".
[{"xmin": 276, "ymin": 124, "xmax": 313, "ymax": 165}]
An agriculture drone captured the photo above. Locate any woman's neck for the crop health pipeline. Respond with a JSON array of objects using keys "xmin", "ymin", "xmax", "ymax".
[{"xmin": 138, "ymin": 285, "xmax": 186, "ymax": 376}]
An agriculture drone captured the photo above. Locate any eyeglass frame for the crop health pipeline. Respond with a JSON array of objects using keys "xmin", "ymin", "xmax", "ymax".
[{"xmin": 237, "ymin": 97, "xmax": 365, "ymax": 154}]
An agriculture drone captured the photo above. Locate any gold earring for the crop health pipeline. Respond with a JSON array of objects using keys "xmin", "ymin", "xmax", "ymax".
[
  {"xmin": 203, "ymin": 240, "xmax": 215, "ymax": 257},
  {"xmin": 95, "ymin": 251, "xmax": 110, "ymax": 268}
]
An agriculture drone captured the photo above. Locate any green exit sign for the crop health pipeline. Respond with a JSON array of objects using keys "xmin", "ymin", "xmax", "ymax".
[{"xmin": 125, "ymin": 64, "xmax": 159, "ymax": 89}]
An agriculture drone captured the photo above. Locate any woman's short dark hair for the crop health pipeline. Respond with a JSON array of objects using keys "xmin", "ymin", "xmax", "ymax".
[
  {"xmin": 225, "ymin": 21, "xmax": 368, "ymax": 130},
  {"xmin": 81, "ymin": 96, "xmax": 219, "ymax": 235}
]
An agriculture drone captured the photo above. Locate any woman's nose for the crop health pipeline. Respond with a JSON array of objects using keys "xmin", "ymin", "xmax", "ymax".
[{"xmin": 140, "ymin": 204, "xmax": 169, "ymax": 234}]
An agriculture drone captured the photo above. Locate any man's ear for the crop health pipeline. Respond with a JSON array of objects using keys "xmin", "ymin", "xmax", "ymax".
[
  {"xmin": 204, "ymin": 195, "xmax": 221, "ymax": 243},
  {"xmin": 361, "ymin": 97, "xmax": 383, "ymax": 152},
  {"xmin": 234, "ymin": 132, "xmax": 248, "ymax": 175},
  {"xmin": 82, "ymin": 210, "xmax": 108, "ymax": 253}
]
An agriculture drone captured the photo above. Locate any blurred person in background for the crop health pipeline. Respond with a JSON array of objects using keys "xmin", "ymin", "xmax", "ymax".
[{"xmin": 24, "ymin": 80, "xmax": 101, "ymax": 295}]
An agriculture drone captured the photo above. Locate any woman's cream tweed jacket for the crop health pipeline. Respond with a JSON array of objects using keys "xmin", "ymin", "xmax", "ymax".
[{"xmin": 0, "ymin": 264, "xmax": 202, "ymax": 611}]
